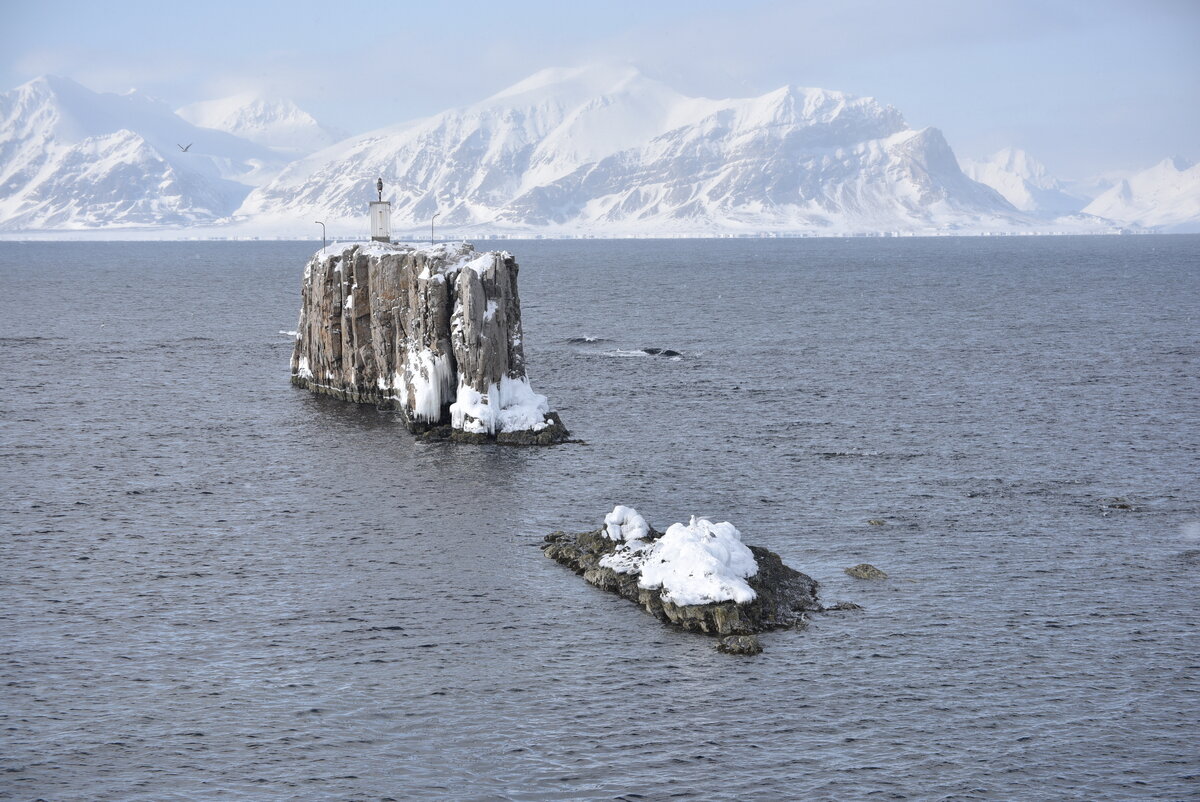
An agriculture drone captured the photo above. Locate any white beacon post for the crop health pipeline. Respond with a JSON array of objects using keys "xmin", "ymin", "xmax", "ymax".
[{"xmin": 370, "ymin": 177, "xmax": 391, "ymax": 243}]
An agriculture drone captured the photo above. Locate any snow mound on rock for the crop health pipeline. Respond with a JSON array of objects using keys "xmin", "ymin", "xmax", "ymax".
[
  {"xmin": 604, "ymin": 505, "xmax": 649, "ymax": 541},
  {"xmin": 600, "ymin": 513, "xmax": 759, "ymax": 605}
]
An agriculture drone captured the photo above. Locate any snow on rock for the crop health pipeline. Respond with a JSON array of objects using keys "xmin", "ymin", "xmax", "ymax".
[
  {"xmin": 601, "ymin": 515, "xmax": 759, "ymax": 606},
  {"xmin": 603, "ymin": 505, "xmax": 650, "ymax": 541},
  {"xmin": 291, "ymin": 240, "xmax": 568, "ymax": 444}
]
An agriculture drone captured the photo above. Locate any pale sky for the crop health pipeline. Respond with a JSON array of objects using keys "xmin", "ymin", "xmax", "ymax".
[{"xmin": 2, "ymin": 0, "xmax": 1197, "ymax": 179}]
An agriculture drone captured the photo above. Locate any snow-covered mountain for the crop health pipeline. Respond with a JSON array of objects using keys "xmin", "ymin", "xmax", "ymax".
[
  {"xmin": 0, "ymin": 75, "xmax": 284, "ymax": 229},
  {"xmin": 241, "ymin": 65, "xmax": 1035, "ymax": 235},
  {"xmin": 960, "ymin": 148, "xmax": 1086, "ymax": 214},
  {"xmin": 3, "ymin": 67, "xmax": 1175, "ymax": 235},
  {"xmin": 1083, "ymin": 157, "xmax": 1200, "ymax": 232},
  {"xmin": 177, "ymin": 94, "xmax": 345, "ymax": 156}
]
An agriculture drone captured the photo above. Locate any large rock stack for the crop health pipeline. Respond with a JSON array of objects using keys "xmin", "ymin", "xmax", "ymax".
[{"xmin": 291, "ymin": 241, "xmax": 567, "ymax": 444}]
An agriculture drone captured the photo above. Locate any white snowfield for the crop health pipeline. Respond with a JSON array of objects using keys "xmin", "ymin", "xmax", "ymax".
[
  {"xmin": 0, "ymin": 76, "xmax": 284, "ymax": 230},
  {"xmin": 599, "ymin": 507, "xmax": 760, "ymax": 606},
  {"xmin": 177, "ymin": 93, "xmax": 345, "ymax": 157},
  {"xmin": 4, "ymin": 66, "xmax": 1190, "ymax": 236},
  {"xmin": 1083, "ymin": 157, "xmax": 1200, "ymax": 232},
  {"xmin": 960, "ymin": 148, "xmax": 1087, "ymax": 215}
]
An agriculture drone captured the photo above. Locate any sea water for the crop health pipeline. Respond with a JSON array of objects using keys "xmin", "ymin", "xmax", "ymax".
[{"xmin": 2, "ymin": 236, "xmax": 1197, "ymax": 799}]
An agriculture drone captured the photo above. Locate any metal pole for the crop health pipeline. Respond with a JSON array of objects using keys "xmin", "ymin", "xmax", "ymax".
[
  {"xmin": 315, "ymin": 220, "xmax": 326, "ymax": 252},
  {"xmin": 432, "ymin": 212, "xmax": 440, "ymax": 244}
]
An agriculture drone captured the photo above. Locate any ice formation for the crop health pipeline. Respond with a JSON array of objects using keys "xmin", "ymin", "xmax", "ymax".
[
  {"xmin": 404, "ymin": 348, "xmax": 456, "ymax": 424},
  {"xmin": 599, "ymin": 510, "xmax": 760, "ymax": 606},
  {"xmin": 449, "ymin": 375, "xmax": 550, "ymax": 435}
]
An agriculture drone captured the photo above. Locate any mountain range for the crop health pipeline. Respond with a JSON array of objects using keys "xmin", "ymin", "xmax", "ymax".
[
  {"xmin": 1082, "ymin": 157, "xmax": 1200, "ymax": 232},
  {"xmin": 0, "ymin": 68, "xmax": 1195, "ymax": 235}
]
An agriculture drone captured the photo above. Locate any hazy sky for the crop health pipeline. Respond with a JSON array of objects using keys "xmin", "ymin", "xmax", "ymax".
[{"xmin": 3, "ymin": 0, "xmax": 1197, "ymax": 179}]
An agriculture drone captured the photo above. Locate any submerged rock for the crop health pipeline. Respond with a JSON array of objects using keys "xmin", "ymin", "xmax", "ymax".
[
  {"xmin": 717, "ymin": 635, "xmax": 763, "ymax": 655},
  {"xmin": 845, "ymin": 563, "xmax": 888, "ymax": 580},
  {"xmin": 291, "ymin": 241, "xmax": 567, "ymax": 444},
  {"xmin": 543, "ymin": 509, "xmax": 823, "ymax": 650}
]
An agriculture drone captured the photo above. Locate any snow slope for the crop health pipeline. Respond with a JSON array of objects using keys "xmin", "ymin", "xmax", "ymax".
[
  {"xmin": 0, "ymin": 76, "xmax": 284, "ymax": 229},
  {"xmin": 1083, "ymin": 157, "xmax": 1200, "ymax": 231},
  {"xmin": 177, "ymin": 94, "xmax": 345, "ymax": 156},
  {"xmin": 960, "ymin": 148, "xmax": 1086, "ymax": 214}
]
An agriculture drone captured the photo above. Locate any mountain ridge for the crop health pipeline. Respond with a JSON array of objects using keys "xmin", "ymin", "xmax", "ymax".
[
  {"xmin": 0, "ymin": 67, "xmax": 1190, "ymax": 235},
  {"xmin": 239, "ymin": 66, "xmax": 1061, "ymax": 236}
]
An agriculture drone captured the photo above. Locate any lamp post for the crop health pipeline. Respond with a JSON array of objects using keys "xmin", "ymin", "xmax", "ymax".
[
  {"xmin": 432, "ymin": 212, "xmax": 440, "ymax": 244},
  {"xmin": 315, "ymin": 220, "xmax": 326, "ymax": 252}
]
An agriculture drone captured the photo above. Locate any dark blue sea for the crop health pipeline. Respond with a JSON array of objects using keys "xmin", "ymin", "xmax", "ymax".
[{"xmin": 2, "ymin": 236, "xmax": 1198, "ymax": 800}]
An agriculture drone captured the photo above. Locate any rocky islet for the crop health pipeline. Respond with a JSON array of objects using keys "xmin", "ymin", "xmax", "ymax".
[{"xmin": 543, "ymin": 508, "xmax": 857, "ymax": 652}]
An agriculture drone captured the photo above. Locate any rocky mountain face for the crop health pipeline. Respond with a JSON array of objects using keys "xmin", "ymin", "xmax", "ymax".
[
  {"xmin": 0, "ymin": 76, "xmax": 283, "ymax": 229},
  {"xmin": 1083, "ymin": 157, "xmax": 1200, "ymax": 232},
  {"xmin": 177, "ymin": 94, "xmax": 345, "ymax": 156},
  {"xmin": 960, "ymin": 148, "xmax": 1087, "ymax": 215},
  {"xmin": 242, "ymin": 65, "xmax": 1041, "ymax": 235},
  {"xmin": 291, "ymin": 241, "xmax": 567, "ymax": 444}
]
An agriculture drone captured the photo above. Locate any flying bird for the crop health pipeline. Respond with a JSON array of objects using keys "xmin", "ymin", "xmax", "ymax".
[{"xmin": 178, "ymin": 143, "xmax": 192, "ymax": 152}]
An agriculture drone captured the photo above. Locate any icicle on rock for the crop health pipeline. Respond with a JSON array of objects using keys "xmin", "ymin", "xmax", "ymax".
[{"xmin": 291, "ymin": 241, "xmax": 568, "ymax": 444}]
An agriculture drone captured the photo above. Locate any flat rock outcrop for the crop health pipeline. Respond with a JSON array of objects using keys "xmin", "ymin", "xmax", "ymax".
[
  {"xmin": 291, "ymin": 241, "xmax": 567, "ymax": 444},
  {"xmin": 543, "ymin": 514, "xmax": 825, "ymax": 649}
]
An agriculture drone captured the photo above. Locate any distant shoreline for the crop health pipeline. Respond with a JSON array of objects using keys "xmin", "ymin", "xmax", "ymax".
[{"xmin": 0, "ymin": 229, "xmax": 1170, "ymax": 243}]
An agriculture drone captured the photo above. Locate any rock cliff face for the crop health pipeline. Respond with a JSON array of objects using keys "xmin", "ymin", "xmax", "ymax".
[{"xmin": 291, "ymin": 240, "xmax": 567, "ymax": 444}]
